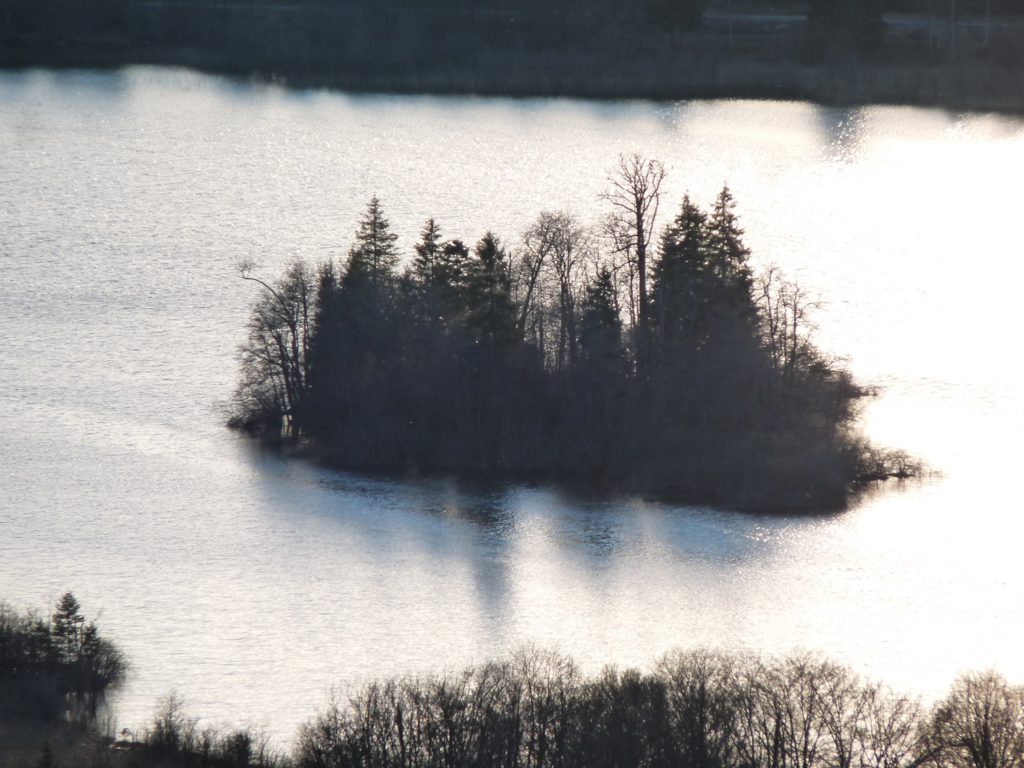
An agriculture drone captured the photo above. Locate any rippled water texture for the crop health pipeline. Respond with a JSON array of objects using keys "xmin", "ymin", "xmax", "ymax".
[{"xmin": 1, "ymin": 67, "xmax": 1023, "ymax": 743}]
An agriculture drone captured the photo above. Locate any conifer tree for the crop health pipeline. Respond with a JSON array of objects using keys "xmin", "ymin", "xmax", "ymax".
[
  {"xmin": 52, "ymin": 592, "xmax": 84, "ymax": 663},
  {"xmin": 705, "ymin": 185, "xmax": 754, "ymax": 315},
  {"xmin": 347, "ymin": 196, "xmax": 399, "ymax": 283},
  {"xmin": 579, "ymin": 267, "xmax": 622, "ymax": 363},
  {"xmin": 432, "ymin": 238, "xmax": 473, "ymax": 323},
  {"xmin": 304, "ymin": 260, "xmax": 342, "ymax": 426},
  {"xmin": 651, "ymin": 194, "xmax": 708, "ymax": 349},
  {"xmin": 467, "ymin": 232, "xmax": 517, "ymax": 346},
  {"xmin": 412, "ymin": 218, "xmax": 443, "ymax": 286}
]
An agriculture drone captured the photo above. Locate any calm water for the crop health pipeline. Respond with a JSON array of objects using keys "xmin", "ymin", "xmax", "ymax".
[{"xmin": 1, "ymin": 67, "xmax": 1023, "ymax": 744}]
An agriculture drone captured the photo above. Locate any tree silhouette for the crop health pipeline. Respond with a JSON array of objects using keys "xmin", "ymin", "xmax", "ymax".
[
  {"xmin": 231, "ymin": 169, "xmax": 908, "ymax": 509},
  {"xmin": 601, "ymin": 154, "xmax": 665, "ymax": 372},
  {"xmin": 52, "ymin": 592, "xmax": 84, "ymax": 664},
  {"xmin": 348, "ymin": 196, "xmax": 400, "ymax": 285}
]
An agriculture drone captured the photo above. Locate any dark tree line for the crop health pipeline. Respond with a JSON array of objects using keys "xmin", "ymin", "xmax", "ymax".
[
  {"xmin": 0, "ymin": 592, "xmax": 127, "ymax": 722},
  {"xmin": 118, "ymin": 692, "xmax": 284, "ymax": 768},
  {"xmin": 297, "ymin": 649, "xmax": 1024, "ymax": 768},
  {"xmin": 809, "ymin": 0, "xmax": 887, "ymax": 55},
  {"xmin": 2, "ymin": 598, "xmax": 1021, "ymax": 768},
  {"xmin": 230, "ymin": 158, "xmax": 901, "ymax": 510},
  {"xmin": 0, "ymin": 0, "xmax": 705, "ymax": 76},
  {"xmin": 4, "ymin": 0, "xmax": 1023, "ymax": 109}
]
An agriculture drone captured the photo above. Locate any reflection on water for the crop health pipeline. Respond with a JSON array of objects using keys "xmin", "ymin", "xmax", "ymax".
[
  {"xmin": 817, "ymin": 106, "xmax": 866, "ymax": 163},
  {"xmin": 1, "ymin": 68, "xmax": 1023, "ymax": 744}
]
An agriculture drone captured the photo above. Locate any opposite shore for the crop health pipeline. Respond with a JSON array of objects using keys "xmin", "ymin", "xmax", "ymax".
[
  {"xmin": 3, "ymin": 2, "xmax": 1024, "ymax": 112},
  {"xmin": 3, "ymin": 44, "xmax": 1023, "ymax": 113}
]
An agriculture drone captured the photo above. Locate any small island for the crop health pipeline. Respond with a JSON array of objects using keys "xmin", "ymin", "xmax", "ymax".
[{"xmin": 229, "ymin": 156, "xmax": 914, "ymax": 511}]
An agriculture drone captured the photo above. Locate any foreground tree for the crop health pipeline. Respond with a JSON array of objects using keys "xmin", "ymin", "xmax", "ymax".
[
  {"xmin": 926, "ymin": 671, "xmax": 1024, "ymax": 768},
  {"xmin": 295, "ymin": 649, "xmax": 1003, "ymax": 768}
]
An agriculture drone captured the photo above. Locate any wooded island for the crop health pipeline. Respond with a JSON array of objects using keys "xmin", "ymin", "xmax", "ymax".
[{"xmin": 229, "ymin": 158, "xmax": 913, "ymax": 510}]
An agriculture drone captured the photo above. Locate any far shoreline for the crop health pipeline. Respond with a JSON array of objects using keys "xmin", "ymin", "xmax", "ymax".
[{"xmin": 2, "ymin": 50, "xmax": 1024, "ymax": 115}]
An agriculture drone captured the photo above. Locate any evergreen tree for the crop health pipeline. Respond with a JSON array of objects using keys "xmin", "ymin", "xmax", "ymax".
[
  {"xmin": 432, "ymin": 238, "xmax": 473, "ymax": 323},
  {"xmin": 705, "ymin": 185, "xmax": 754, "ymax": 316},
  {"xmin": 650, "ymin": 194, "xmax": 708, "ymax": 350},
  {"xmin": 52, "ymin": 592, "xmax": 84, "ymax": 664},
  {"xmin": 466, "ymin": 232, "xmax": 517, "ymax": 347},
  {"xmin": 573, "ymin": 266, "xmax": 626, "ymax": 476},
  {"xmin": 579, "ymin": 267, "xmax": 622, "ymax": 363},
  {"xmin": 347, "ymin": 196, "xmax": 399, "ymax": 284},
  {"xmin": 412, "ymin": 218, "xmax": 443, "ymax": 286},
  {"xmin": 303, "ymin": 261, "xmax": 342, "ymax": 431}
]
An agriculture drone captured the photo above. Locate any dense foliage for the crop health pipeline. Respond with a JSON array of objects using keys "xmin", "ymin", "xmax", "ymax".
[
  {"xmin": 229, "ymin": 160, "xmax": 896, "ymax": 510},
  {"xmin": 0, "ymin": 593, "xmax": 127, "ymax": 722}
]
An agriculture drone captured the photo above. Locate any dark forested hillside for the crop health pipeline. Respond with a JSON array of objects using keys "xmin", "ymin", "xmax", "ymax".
[
  {"xmin": 2, "ymin": 0, "xmax": 1023, "ymax": 109},
  {"xmin": 229, "ymin": 159, "xmax": 913, "ymax": 511}
]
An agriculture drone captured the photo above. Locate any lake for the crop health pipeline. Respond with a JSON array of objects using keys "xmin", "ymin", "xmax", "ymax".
[{"xmin": 1, "ymin": 66, "xmax": 1022, "ymax": 744}]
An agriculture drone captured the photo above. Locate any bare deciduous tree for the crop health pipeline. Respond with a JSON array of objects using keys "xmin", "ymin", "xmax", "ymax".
[
  {"xmin": 232, "ymin": 258, "xmax": 317, "ymax": 437},
  {"xmin": 601, "ymin": 153, "xmax": 665, "ymax": 362},
  {"xmin": 856, "ymin": 685, "xmax": 930, "ymax": 768},
  {"xmin": 518, "ymin": 211, "xmax": 591, "ymax": 368},
  {"xmin": 757, "ymin": 265, "xmax": 822, "ymax": 386},
  {"xmin": 601, "ymin": 211, "xmax": 641, "ymax": 331},
  {"xmin": 926, "ymin": 671, "xmax": 1024, "ymax": 768}
]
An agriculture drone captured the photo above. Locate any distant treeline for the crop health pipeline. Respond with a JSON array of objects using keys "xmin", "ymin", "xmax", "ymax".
[
  {"xmin": 0, "ymin": 593, "xmax": 126, "ymax": 722},
  {"xmin": 2, "ymin": 0, "xmax": 1023, "ymax": 108},
  {"xmin": 229, "ymin": 157, "xmax": 914, "ymax": 511}
]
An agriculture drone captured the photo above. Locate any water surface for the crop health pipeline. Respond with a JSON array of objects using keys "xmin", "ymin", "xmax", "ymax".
[{"xmin": 1, "ymin": 67, "xmax": 1023, "ymax": 744}]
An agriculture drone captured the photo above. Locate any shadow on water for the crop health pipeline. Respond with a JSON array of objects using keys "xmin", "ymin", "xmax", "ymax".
[
  {"xmin": 1, "ymin": 67, "xmax": 130, "ymax": 103},
  {"xmin": 233, "ymin": 436, "xmax": 818, "ymax": 569},
  {"xmin": 814, "ymin": 105, "xmax": 867, "ymax": 163},
  {"xmin": 651, "ymin": 99, "xmax": 699, "ymax": 132}
]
